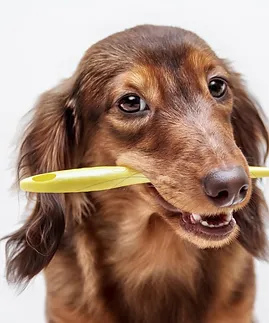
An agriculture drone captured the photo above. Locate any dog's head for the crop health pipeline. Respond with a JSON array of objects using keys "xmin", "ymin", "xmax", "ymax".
[{"xmin": 4, "ymin": 25, "xmax": 269, "ymax": 284}]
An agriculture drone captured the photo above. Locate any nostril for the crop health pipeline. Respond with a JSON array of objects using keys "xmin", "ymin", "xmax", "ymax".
[
  {"xmin": 216, "ymin": 190, "xmax": 229, "ymax": 200},
  {"xmin": 209, "ymin": 189, "xmax": 229, "ymax": 205},
  {"xmin": 239, "ymin": 184, "xmax": 249, "ymax": 199}
]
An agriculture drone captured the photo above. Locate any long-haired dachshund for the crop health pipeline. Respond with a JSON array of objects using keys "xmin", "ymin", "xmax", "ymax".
[{"xmin": 3, "ymin": 25, "xmax": 269, "ymax": 323}]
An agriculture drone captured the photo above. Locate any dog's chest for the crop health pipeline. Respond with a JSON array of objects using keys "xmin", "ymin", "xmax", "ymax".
[
  {"xmin": 101, "ymin": 268, "xmax": 214, "ymax": 323},
  {"xmin": 99, "ymin": 240, "xmax": 253, "ymax": 323},
  {"xmin": 100, "ymin": 243, "xmax": 215, "ymax": 323}
]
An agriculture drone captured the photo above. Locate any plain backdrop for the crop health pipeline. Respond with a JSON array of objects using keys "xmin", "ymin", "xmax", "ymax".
[{"xmin": 0, "ymin": 0, "xmax": 269, "ymax": 322}]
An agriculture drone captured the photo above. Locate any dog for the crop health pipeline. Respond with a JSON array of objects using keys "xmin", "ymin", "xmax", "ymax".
[{"xmin": 3, "ymin": 25, "xmax": 269, "ymax": 323}]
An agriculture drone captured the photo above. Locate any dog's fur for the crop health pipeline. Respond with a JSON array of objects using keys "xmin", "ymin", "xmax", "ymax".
[{"xmin": 3, "ymin": 25, "xmax": 269, "ymax": 322}]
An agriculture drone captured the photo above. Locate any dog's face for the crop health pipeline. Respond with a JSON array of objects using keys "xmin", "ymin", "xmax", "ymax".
[
  {"xmin": 4, "ymin": 25, "xmax": 269, "ymax": 284},
  {"xmin": 77, "ymin": 27, "xmax": 256, "ymax": 249}
]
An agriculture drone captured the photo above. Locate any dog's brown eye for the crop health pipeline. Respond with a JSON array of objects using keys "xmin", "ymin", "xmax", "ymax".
[
  {"xmin": 208, "ymin": 78, "xmax": 227, "ymax": 98},
  {"xmin": 118, "ymin": 95, "xmax": 148, "ymax": 113}
]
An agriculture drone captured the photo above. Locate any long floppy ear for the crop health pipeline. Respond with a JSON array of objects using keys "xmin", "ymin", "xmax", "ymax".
[
  {"xmin": 3, "ymin": 77, "xmax": 84, "ymax": 285},
  {"xmin": 229, "ymin": 66, "xmax": 269, "ymax": 259}
]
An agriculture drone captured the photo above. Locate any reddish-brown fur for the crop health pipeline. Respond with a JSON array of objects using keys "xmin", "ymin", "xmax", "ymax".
[{"xmin": 3, "ymin": 25, "xmax": 269, "ymax": 322}]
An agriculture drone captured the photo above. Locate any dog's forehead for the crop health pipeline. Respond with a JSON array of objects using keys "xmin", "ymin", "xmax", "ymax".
[
  {"xmin": 110, "ymin": 47, "xmax": 223, "ymax": 104},
  {"xmin": 80, "ymin": 26, "xmax": 226, "ymax": 107},
  {"xmin": 83, "ymin": 25, "xmax": 215, "ymax": 72}
]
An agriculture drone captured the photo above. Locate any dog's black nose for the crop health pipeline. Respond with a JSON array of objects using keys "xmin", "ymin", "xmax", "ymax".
[{"xmin": 203, "ymin": 166, "xmax": 249, "ymax": 207}]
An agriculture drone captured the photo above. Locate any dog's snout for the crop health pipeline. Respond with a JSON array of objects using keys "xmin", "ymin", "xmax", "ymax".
[{"xmin": 203, "ymin": 166, "xmax": 249, "ymax": 207}]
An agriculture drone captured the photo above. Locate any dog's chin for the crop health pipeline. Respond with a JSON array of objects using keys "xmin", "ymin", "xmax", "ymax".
[{"xmin": 146, "ymin": 184, "xmax": 240, "ymax": 249}]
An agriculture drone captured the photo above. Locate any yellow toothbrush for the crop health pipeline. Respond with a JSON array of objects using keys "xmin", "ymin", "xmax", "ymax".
[{"xmin": 20, "ymin": 166, "xmax": 269, "ymax": 193}]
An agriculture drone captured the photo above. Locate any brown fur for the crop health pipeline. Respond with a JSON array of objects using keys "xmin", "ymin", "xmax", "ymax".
[{"xmin": 3, "ymin": 25, "xmax": 269, "ymax": 322}]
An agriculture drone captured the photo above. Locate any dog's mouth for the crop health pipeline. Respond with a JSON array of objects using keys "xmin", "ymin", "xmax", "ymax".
[
  {"xmin": 146, "ymin": 184, "xmax": 236, "ymax": 240},
  {"xmin": 178, "ymin": 211, "xmax": 235, "ymax": 239}
]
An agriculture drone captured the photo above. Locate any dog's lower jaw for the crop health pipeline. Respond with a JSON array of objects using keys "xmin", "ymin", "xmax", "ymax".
[
  {"xmin": 142, "ymin": 182, "xmax": 246, "ymax": 249},
  {"xmin": 160, "ymin": 213, "xmax": 241, "ymax": 249}
]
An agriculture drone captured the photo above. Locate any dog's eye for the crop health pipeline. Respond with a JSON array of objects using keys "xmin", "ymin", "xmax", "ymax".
[
  {"xmin": 208, "ymin": 78, "xmax": 227, "ymax": 98},
  {"xmin": 118, "ymin": 95, "xmax": 149, "ymax": 113}
]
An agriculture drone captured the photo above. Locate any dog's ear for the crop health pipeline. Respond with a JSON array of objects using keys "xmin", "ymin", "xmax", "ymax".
[
  {"xmin": 228, "ymin": 66, "xmax": 269, "ymax": 259},
  {"xmin": 3, "ymin": 77, "xmax": 87, "ymax": 285}
]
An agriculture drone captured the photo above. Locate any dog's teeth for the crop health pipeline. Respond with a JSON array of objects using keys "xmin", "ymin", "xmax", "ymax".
[
  {"xmin": 198, "ymin": 212, "xmax": 234, "ymax": 228},
  {"xmin": 201, "ymin": 220, "xmax": 210, "ymax": 227},
  {"xmin": 200, "ymin": 219, "xmax": 230, "ymax": 228},
  {"xmin": 192, "ymin": 214, "xmax": 202, "ymax": 222}
]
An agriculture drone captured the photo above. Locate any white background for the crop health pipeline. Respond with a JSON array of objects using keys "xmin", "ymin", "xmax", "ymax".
[{"xmin": 0, "ymin": 0, "xmax": 268, "ymax": 322}]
